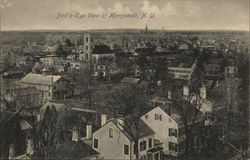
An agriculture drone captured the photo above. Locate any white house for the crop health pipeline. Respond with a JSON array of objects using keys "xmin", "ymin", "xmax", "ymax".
[
  {"xmin": 168, "ymin": 61, "xmax": 197, "ymax": 81},
  {"xmin": 20, "ymin": 73, "xmax": 72, "ymax": 103},
  {"xmin": 92, "ymin": 115, "xmax": 162, "ymax": 160},
  {"xmin": 141, "ymin": 107, "xmax": 185, "ymax": 157}
]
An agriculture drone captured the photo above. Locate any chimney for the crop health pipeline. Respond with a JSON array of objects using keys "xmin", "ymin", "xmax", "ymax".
[
  {"xmin": 117, "ymin": 116, "xmax": 125, "ymax": 130},
  {"xmin": 101, "ymin": 114, "xmax": 108, "ymax": 126},
  {"xmin": 183, "ymin": 85, "xmax": 189, "ymax": 96},
  {"xmin": 37, "ymin": 114, "xmax": 41, "ymax": 122},
  {"xmin": 86, "ymin": 124, "xmax": 92, "ymax": 139},
  {"xmin": 8, "ymin": 144, "xmax": 15, "ymax": 160},
  {"xmin": 26, "ymin": 138, "xmax": 34, "ymax": 155},
  {"xmin": 72, "ymin": 127, "xmax": 79, "ymax": 142},
  {"xmin": 167, "ymin": 90, "xmax": 171, "ymax": 100},
  {"xmin": 157, "ymin": 80, "xmax": 162, "ymax": 87},
  {"xmin": 200, "ymin": 85, "xmax": 207, "ymax": 99}
]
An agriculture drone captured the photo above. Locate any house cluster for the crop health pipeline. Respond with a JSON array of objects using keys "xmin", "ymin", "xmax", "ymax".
[{"xmin": 1, "ymin": 30, "xmax": 246, "ymax": 160}]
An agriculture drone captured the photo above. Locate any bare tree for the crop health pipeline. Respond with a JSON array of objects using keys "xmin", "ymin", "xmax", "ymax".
[
  {"xmin": 35, "ymin": 105, "xmax": 68, "ymax": 160},
  {"xmin": 167, "ymin": 83, "xmax": 205, "ymax": 155},
  {"xmin": 66, "ymin": 65, "xmax": 94, "ymax": 107},
  {"xmin": 0, "ymin": 85, "xmax": 40, "ymax": 159}
]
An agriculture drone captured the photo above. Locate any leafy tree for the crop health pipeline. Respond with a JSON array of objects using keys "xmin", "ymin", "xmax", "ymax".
[
  {"xmin": 115, "ymin": 57, "xmax": 134, "ymax": 77},
  {"xmin": 65, "ymin": 38, "xmax": 73, "ymax": 47},
  {"xmin": 55, "ymin": 45, "xmax": 67, "ymax": 59}
]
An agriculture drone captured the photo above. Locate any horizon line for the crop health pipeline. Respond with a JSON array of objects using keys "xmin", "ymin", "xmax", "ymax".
[{"xmin": 1, "ymin": 28, "xmax": 249, "ymax": 32}]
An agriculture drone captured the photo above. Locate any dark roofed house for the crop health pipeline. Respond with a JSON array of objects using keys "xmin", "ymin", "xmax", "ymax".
[
  {"xmin": 92, "ymin": 45, "xmax": 113, "ymax": 55},
  {"xmin": 54, "ymin": 141, "xmax": 99, "ymax": 160},
  {"xmin": 92, "ymin": 116, "xmax": 162, "ymax": 160},
  {"xmin": 92, "ymin": 45, "xmax": 115, "ymax": 63},
  {"xmin": 91, "ymin": 45, "xmax": 115, "ymax": 78}
]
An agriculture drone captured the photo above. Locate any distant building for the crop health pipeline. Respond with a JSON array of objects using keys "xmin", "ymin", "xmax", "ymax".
[
  {"xmin": 178, "ymin": 43, "xmax": 189, "ymax": 50},
  {"xmin": 92, "ymin": 115, "xmax": 162, "ymax": 160},
  {"xmin": 91, "ymin": 45, "xmax": 115, "ymax": 64},
  {"xmin": 225, "ymin": 65, "xmax": 238, "ymax": 79},
  {"xmin": 16, "ymin": 56, "xmax": 34, "ymax": 69},
  {"xmin": 168, "ymin": 60, "xmax": 196, "ymax": 81},
  {"xmin": 204, "ymin": 58, "xmax": 223, "ymax": 80},
  {"xmin": 20, "ymin": 73, "xmax": 72, "ymax": 103},
  {"xmin": 80, "ymin": 33, "xmax": 95, "ymax": 61},
  {"xmin": 91, "ymin": 45, "xmax": 115, "ymax": 77},
  {"xmin": 224, "ymin": 58, "xmax": 238, "ymax": 79}
]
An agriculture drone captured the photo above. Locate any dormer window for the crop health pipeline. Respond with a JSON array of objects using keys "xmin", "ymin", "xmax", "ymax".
[
  {"xmin": 109, "ymin": 128, "xmax": 113, "ymax": 138},
  {"xmin": 155, "ymin": 114, "xmax": 162, "ymax": 121}
]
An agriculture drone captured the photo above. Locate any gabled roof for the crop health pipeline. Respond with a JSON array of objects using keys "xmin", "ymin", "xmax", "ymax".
[
  {"xmin": 96, "ymin": 118, "xmax": 154, "ymax": 141},
  {"xmin": 124, "ymin": 119, "xmax": 154, "ymax": 139},
  {"xmin": 20, "ymin": 73, "xmax": 62, "ymax": 86},
  {"xmin": 92, "ymin": 45, "xmax": 113, "ymax": 54},
  {"xmin": 40, "ymin": 101, "xmax": 70, "ymax": 118},
  {"xmin": 121, "ymin": 77, "xmax": 140, "ymax": 84},
  {"xmin": 54, "ymin": 141, "xmax": 99, "ymax": 160},
  {"xmin": 41, "ymin": 100, "xmax": 97, "ymax": 117}
]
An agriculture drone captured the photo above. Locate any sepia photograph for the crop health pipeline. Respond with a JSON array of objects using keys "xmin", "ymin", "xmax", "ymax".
[{"xmin": 0, "ymin": 0, "xmax": 249, "ymax": 159}]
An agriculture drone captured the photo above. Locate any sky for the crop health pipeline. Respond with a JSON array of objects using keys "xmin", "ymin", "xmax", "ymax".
[{"xmin": 1, "ymin": 0, "xmax": 249, "ymax": 31}]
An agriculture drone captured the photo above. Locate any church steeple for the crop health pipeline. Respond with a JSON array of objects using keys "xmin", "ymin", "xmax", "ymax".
[{"xmin": 145, "ymin": 24, "xmax": 148, "ymax": 33}]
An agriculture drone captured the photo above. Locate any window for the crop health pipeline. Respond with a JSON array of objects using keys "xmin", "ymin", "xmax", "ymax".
[
  {"xmin": 155, "ymin": 114, "xmax": 162, "ymax": 121},
  {"xmin": 169, "ymin": 128, "xmax": 177, "ymax": 137},
  {"xmin": 109, "ymin": 128, "xmax": 113, "ymax": 138},
  {"xmin": 124, "ymin": 144, "xmax": 129, "ymax": 155},
  {"xmin": 140, "ymin": 141, "xmax": 147, "ymax": 151},
  {"xmin": 85, "ymin": 46, "xmax": 88, "ymax": 50},
  {"xmin": 94, "ymin": 138, "xmax": 98, "ymax": 148},
  {"xmin": 169, "ymin": 142, "xmax": 177, "ymax": 152},
  {"xmin": 86, "ymin": 37, "xmax": 88, "ymax": 42},
  {"xmin": 148, "ymin": 138, "xmax": 152, "ymax": 148}
]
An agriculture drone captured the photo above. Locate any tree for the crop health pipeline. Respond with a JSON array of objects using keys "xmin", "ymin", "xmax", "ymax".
[
  {"xmin": 0, "ymin": 85, "xmax": 40, "ymax": 159},
  {"xmin": 167, "ymin": 82, "xmax": 206, "ymax": 156},
  {"xmin": 155, "ymin": 58, "xmax": 168, "ymax": 82},
  {"xmin": 65, "ymin": 38, "xmax": 73, "ymax": 47},
  {"xmin": 55, "ymin": 45, "xmax": 67, "ymax": 59},
  {"xmin": 115, "ymin": 57, "xmax": 135, "ymax": 77},
  {"xmin": 65, "ymin": 65, "xmax": 94, "ymax": 107},
  {"xmin": 32, "ymin": 62, "xmax": 45, "ymax": 73},
  {"xmin": 35, "ymin": 105, "xmax": 68, "ymax": 160}
]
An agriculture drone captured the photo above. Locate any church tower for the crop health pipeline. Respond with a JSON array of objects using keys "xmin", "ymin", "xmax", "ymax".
[
  {"xmin": 80, "ymin": 33, "xmax": 94, "ymax": 61},
  {"xmin": 145, "ymin": 24, "xmax": 148, "ymax": 34}
]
